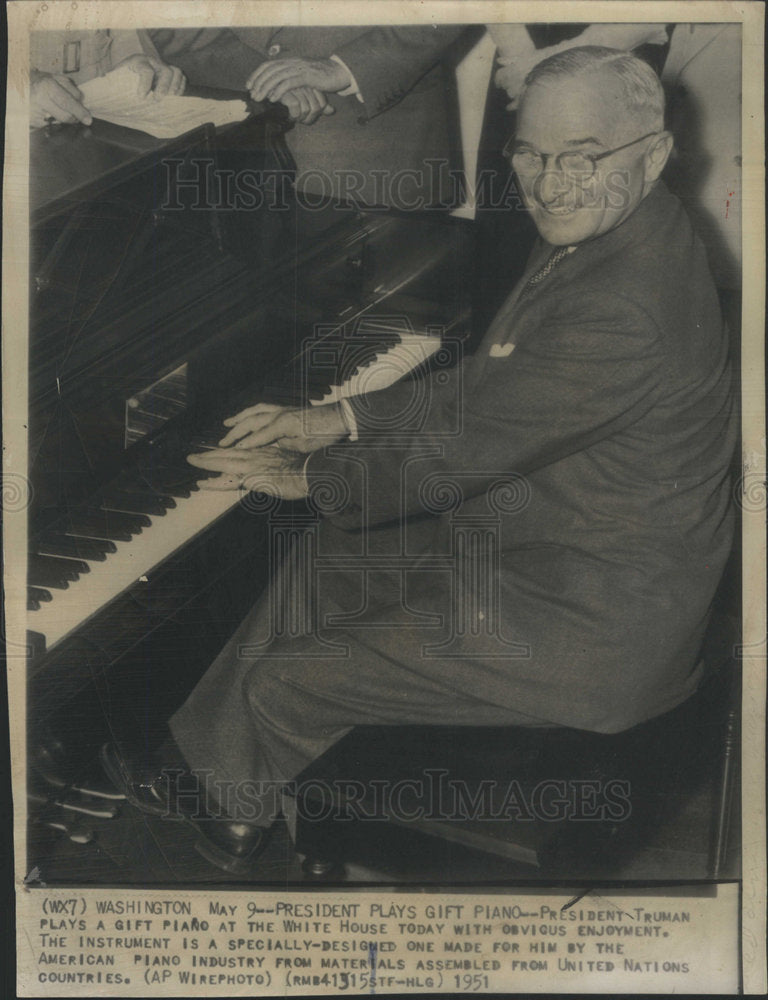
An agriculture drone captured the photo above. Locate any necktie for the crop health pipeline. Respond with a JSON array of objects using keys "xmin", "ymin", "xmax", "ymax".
[{"xmin": 522, "ymin": 245, "xmax": 574, "ymax": 294}]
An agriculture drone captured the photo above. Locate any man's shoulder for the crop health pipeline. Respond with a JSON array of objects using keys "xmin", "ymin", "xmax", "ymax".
[
  {"xmin": 574, "ymin": 185, "xmax": 711, "ymax": 304},
  {"xmin": 531, "ymin": 185, "xmax": 723, "ymax": 369}
]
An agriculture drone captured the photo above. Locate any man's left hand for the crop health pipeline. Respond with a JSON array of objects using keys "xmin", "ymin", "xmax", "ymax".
[
  {"xmin": 116, "ymin": 54, "xmax": 186, "ymax": 99},
  {"xmin": 218, "ymin": 402, "xmax": 349, "ymax": 453},
  {"xmin": 187, "ymin": 443, "xmax": 308, "ymax": 499},
  {"xmin": 247, "ymin": 57, "xmax": 351, "ymax": 103}
]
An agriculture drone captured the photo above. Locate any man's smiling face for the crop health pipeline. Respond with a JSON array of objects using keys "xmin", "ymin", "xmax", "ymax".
[{"xmin": 514, "ymin": 69, "xmax": 665, "ymax": 246}]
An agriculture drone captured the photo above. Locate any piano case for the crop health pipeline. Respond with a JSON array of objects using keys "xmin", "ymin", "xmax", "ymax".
[{"xmin": 25, "ymin": 102, "xmax": 475, "ymax": 860}]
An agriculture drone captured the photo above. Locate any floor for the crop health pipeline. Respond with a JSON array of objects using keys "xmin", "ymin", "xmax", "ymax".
[{"xmin": 25, "ymin": 754, "xmax": 739, "ymax": 888}]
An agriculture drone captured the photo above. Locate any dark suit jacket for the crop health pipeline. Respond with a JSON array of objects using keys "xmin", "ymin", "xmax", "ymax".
[
  {"xmin": 308, "ymin": 182, "xmax": 737, "ymax": 733},
  {"xmin": 148, "ymin": 25, "xmax": 467, "ymax": 206}
]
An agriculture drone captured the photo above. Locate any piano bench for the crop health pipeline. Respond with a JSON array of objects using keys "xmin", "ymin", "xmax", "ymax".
[{"xmin": 290, "ymin": 661, "xmax": 739, "ymax": 881}]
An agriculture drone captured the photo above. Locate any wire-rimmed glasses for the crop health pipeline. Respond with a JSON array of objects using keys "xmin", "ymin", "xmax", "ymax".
[{"xmin": 504, "ymin": 132, "xmax": 661, "ymax": 180}]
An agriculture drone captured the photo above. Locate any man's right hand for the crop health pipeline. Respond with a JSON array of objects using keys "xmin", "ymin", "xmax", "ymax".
[
  {"xmin": 247, "ymin": 57, "xmax": 351, "ymax": 103},
  {"xmin": 266, "ymin": 85, "xmax": 335, "ymax": 125},
  {"xmin": 494, "ymin": 59, "xmax": 532, "ymax": 110},
  {"xmin": 30, "ymin": 70, "xmax": 92, "ymax": 127}
]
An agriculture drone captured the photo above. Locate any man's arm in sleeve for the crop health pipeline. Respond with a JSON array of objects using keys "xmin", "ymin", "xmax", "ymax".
[
  {"xmin": 307, "ymin": 292, "xmax": 664, "ymax": 526},
  {"xmin": 108, "ymin": 29, "xmax": 147, "ymax": 66},
  {"xmin": 332, "ymin": 25, "xmax": 468, "ymax": 119},
  {"xmin": 491, "ymin": 24, "xmax": 670, "ymax": 107},
  {"xmin": 148, "ymin": 28, "xmax": 264, "ymax": 89}
]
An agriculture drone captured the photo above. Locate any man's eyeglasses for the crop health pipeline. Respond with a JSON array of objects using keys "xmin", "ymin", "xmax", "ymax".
[{"xmin": 504, "ymin": 132, "xmax": 661, "ymax": 180}]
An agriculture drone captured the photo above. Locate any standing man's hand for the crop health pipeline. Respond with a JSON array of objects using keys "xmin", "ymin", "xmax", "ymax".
[
  {"xmin": 247, "ymin": 57, "xmax": 352, "ymax": 103},
  {"xmin": 30, "ymin": 71, "xmax": 92, "ymax": 127},
  {"xmin": 494, "ymin": 58, "xmax": 531, "ymax": 110},
  {"xmin": 279, "ymin": 85, "xmax": 336, "ymax": 125},
  {"xmin": 115, "ymin": 53, "xmax": 186, "ymax": 99}
]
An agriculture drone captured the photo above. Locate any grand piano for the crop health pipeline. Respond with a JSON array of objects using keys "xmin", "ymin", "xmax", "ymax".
[{"xmin": 25, "ymin": 94, "xmax": 474, "ymax": 850}]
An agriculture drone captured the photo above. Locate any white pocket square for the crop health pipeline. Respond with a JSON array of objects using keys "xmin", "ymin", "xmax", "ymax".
[{"xmin": 489, "ymin": 342, "xmax": 515, "ymax": 358}]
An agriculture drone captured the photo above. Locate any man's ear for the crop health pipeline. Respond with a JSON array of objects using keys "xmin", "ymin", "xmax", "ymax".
[{"xmin": 645, "ymin": 131, "xmax": 674, "ymax": 183}]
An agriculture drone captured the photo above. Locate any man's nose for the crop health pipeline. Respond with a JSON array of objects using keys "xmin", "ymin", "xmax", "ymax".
[{"xmin": 535, "ymin": 166, "xmax": 571, "ymax": 205}]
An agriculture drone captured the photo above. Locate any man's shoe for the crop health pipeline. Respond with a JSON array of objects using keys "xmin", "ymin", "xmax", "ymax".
[
  {"xmin": 99, "ymin": 742, "xmax": 198, "ymax": 818},
  {"xmin": 193, "ymin": 819, "xmax": 273, "ymax": 875},
  {"xmin": 101, "ymin": 742, "xmax": 273, "ymax": 873}
]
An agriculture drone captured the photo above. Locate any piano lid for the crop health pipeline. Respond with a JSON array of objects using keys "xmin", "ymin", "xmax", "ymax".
[
  {"xmin": 30, "ymin": 88, "xmax": 288, "ymax": 216},
  {"xmin": 30, "ymin": 118, "xmax": 168, "ymax": 216}
]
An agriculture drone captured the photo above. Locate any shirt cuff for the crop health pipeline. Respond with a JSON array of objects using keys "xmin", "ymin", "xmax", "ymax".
[
  {"xmin": 338, "ymin": 398, "xmax": 359, "ymax": 441},
  {"xmin": 330, "ymin": 54, "xmax": 363, "ymax": 102},
  {"xmin": 486, "ymin": 24, "xmax": 537, "ymax": 63}
]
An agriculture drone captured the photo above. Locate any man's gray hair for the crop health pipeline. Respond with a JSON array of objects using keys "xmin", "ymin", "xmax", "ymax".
[{"xmin": 523, "ymin": 46, "xmax": 665, "ymax": 131}]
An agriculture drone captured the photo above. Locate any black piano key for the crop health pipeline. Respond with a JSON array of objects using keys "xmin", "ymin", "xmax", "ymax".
[
  {"xmin": 29, "ymin": 554, "xmax": 86, "ymax": 578},
  {"xmin": 146, "ymin": 481, "xmax": 195, "ymax": 499},
  {"xmin": 36, "ymin": 534, "xmax": 115, "ymax": 561},
  {"xmin": 28, "ymin": 555, "xmax": 80, "ymax": 589},
  {"xmin": 28, "ymin": 587, "xmax": 54, "ymax": 603},
  {"xmin": 28, "ymin": 596, "xmax": 40, "ymax": 612},
  {"xmin": 64, "ymin": 513, "xmax": 134, "ymax": 542},
  {"xmin": 186, "ymin": 432, "xmax": 224, "ymax": 451},
  {"xmin": 304, "ymin": 372, "xmax": 336, "ymax": 393},
  {"xmin": 85, "ymin": 507, "xmax": 151, "ymax": 530},
  {"xmin": 55, "ymin": 554, "xmax": 89, "ymax": 574},
  {"xmin": 341, "ymin": 343, "xmax": 391, "ymax": 374},
  {"xmin": 129, "ymin": 468, "xmax": 199, "ymax": 497},
  {"xmin": 98, "ymin": 491, "xmax": 175, "ymax": 516},
  {"xmin": 258, "ymin": 374, "xmax": 305, "ymax": 407},
  {"xmin": 187, "ymin": 467, "xmax": 220, "ymax": 481},
  {"xmin": 87, "ymin": 497, "xmax": 152, "ymax": 532},
  {"xmin": 161, "ymin": 460, "xmax": 219, "ymax": 484}
]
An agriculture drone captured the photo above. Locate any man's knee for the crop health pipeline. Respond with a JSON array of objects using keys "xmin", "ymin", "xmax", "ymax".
[{"xmin": 242, "ymin": 657, "xmax": 316, "ymax": 725}]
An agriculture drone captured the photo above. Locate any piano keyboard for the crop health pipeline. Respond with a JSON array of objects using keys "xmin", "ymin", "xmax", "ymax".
[
  {"xmin": 310, "ymin": 332, "xmax": 441, "ymax": 405},
  {"xmin": 29, "ymin": 486, "xmax": 243, "ymax": 652},
  {"xmin": 27, "ymin": 329, "xmax": 447, "ymax": 654}
]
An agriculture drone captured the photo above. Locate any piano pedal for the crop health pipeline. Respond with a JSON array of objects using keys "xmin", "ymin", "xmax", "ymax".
[
  {"xmin": 70, "ymin": 760, "xmax": 127, "ymax": 801},
  {"xmin": 34, "ymin": 808, "xmax": 96, "ymax": 845},
  {"xmin": 55, "ymin": 790, "xmax": 122, "ymax": 821},
  {"xmin": 29, "ymin": 781, "xmax": 122, "ymax": 820}
]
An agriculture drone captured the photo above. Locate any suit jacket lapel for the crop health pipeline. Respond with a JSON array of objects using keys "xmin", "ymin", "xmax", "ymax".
[
  {"xmin": 466, "ymin": 184, "xmax": 673, "ymax": 389},
  {"xmin": 467, "ymin": 239, "xmax": 554, "ymax": 388}
]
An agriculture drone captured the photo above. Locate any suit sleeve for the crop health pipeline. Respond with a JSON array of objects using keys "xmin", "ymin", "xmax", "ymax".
[
  {"xmin": 148, "ymin": 28, "xmax": 264, "ymax": 90},
  {"xmin": 333, "ymin": 25, "xmax": 466, "ymax": 119},
  {"xmin": 306, "ymin": 291, "xmax": 665, "ymax": 527}
]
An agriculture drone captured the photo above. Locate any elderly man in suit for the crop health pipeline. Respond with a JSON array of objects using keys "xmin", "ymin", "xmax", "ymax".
[
  {"xmin": 147, "ymin": 25, "xmax": 470, "ymax": 207},
  {"xmin": 103, "ymin": 46, "xmax": 736, "ymax": 874}
]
